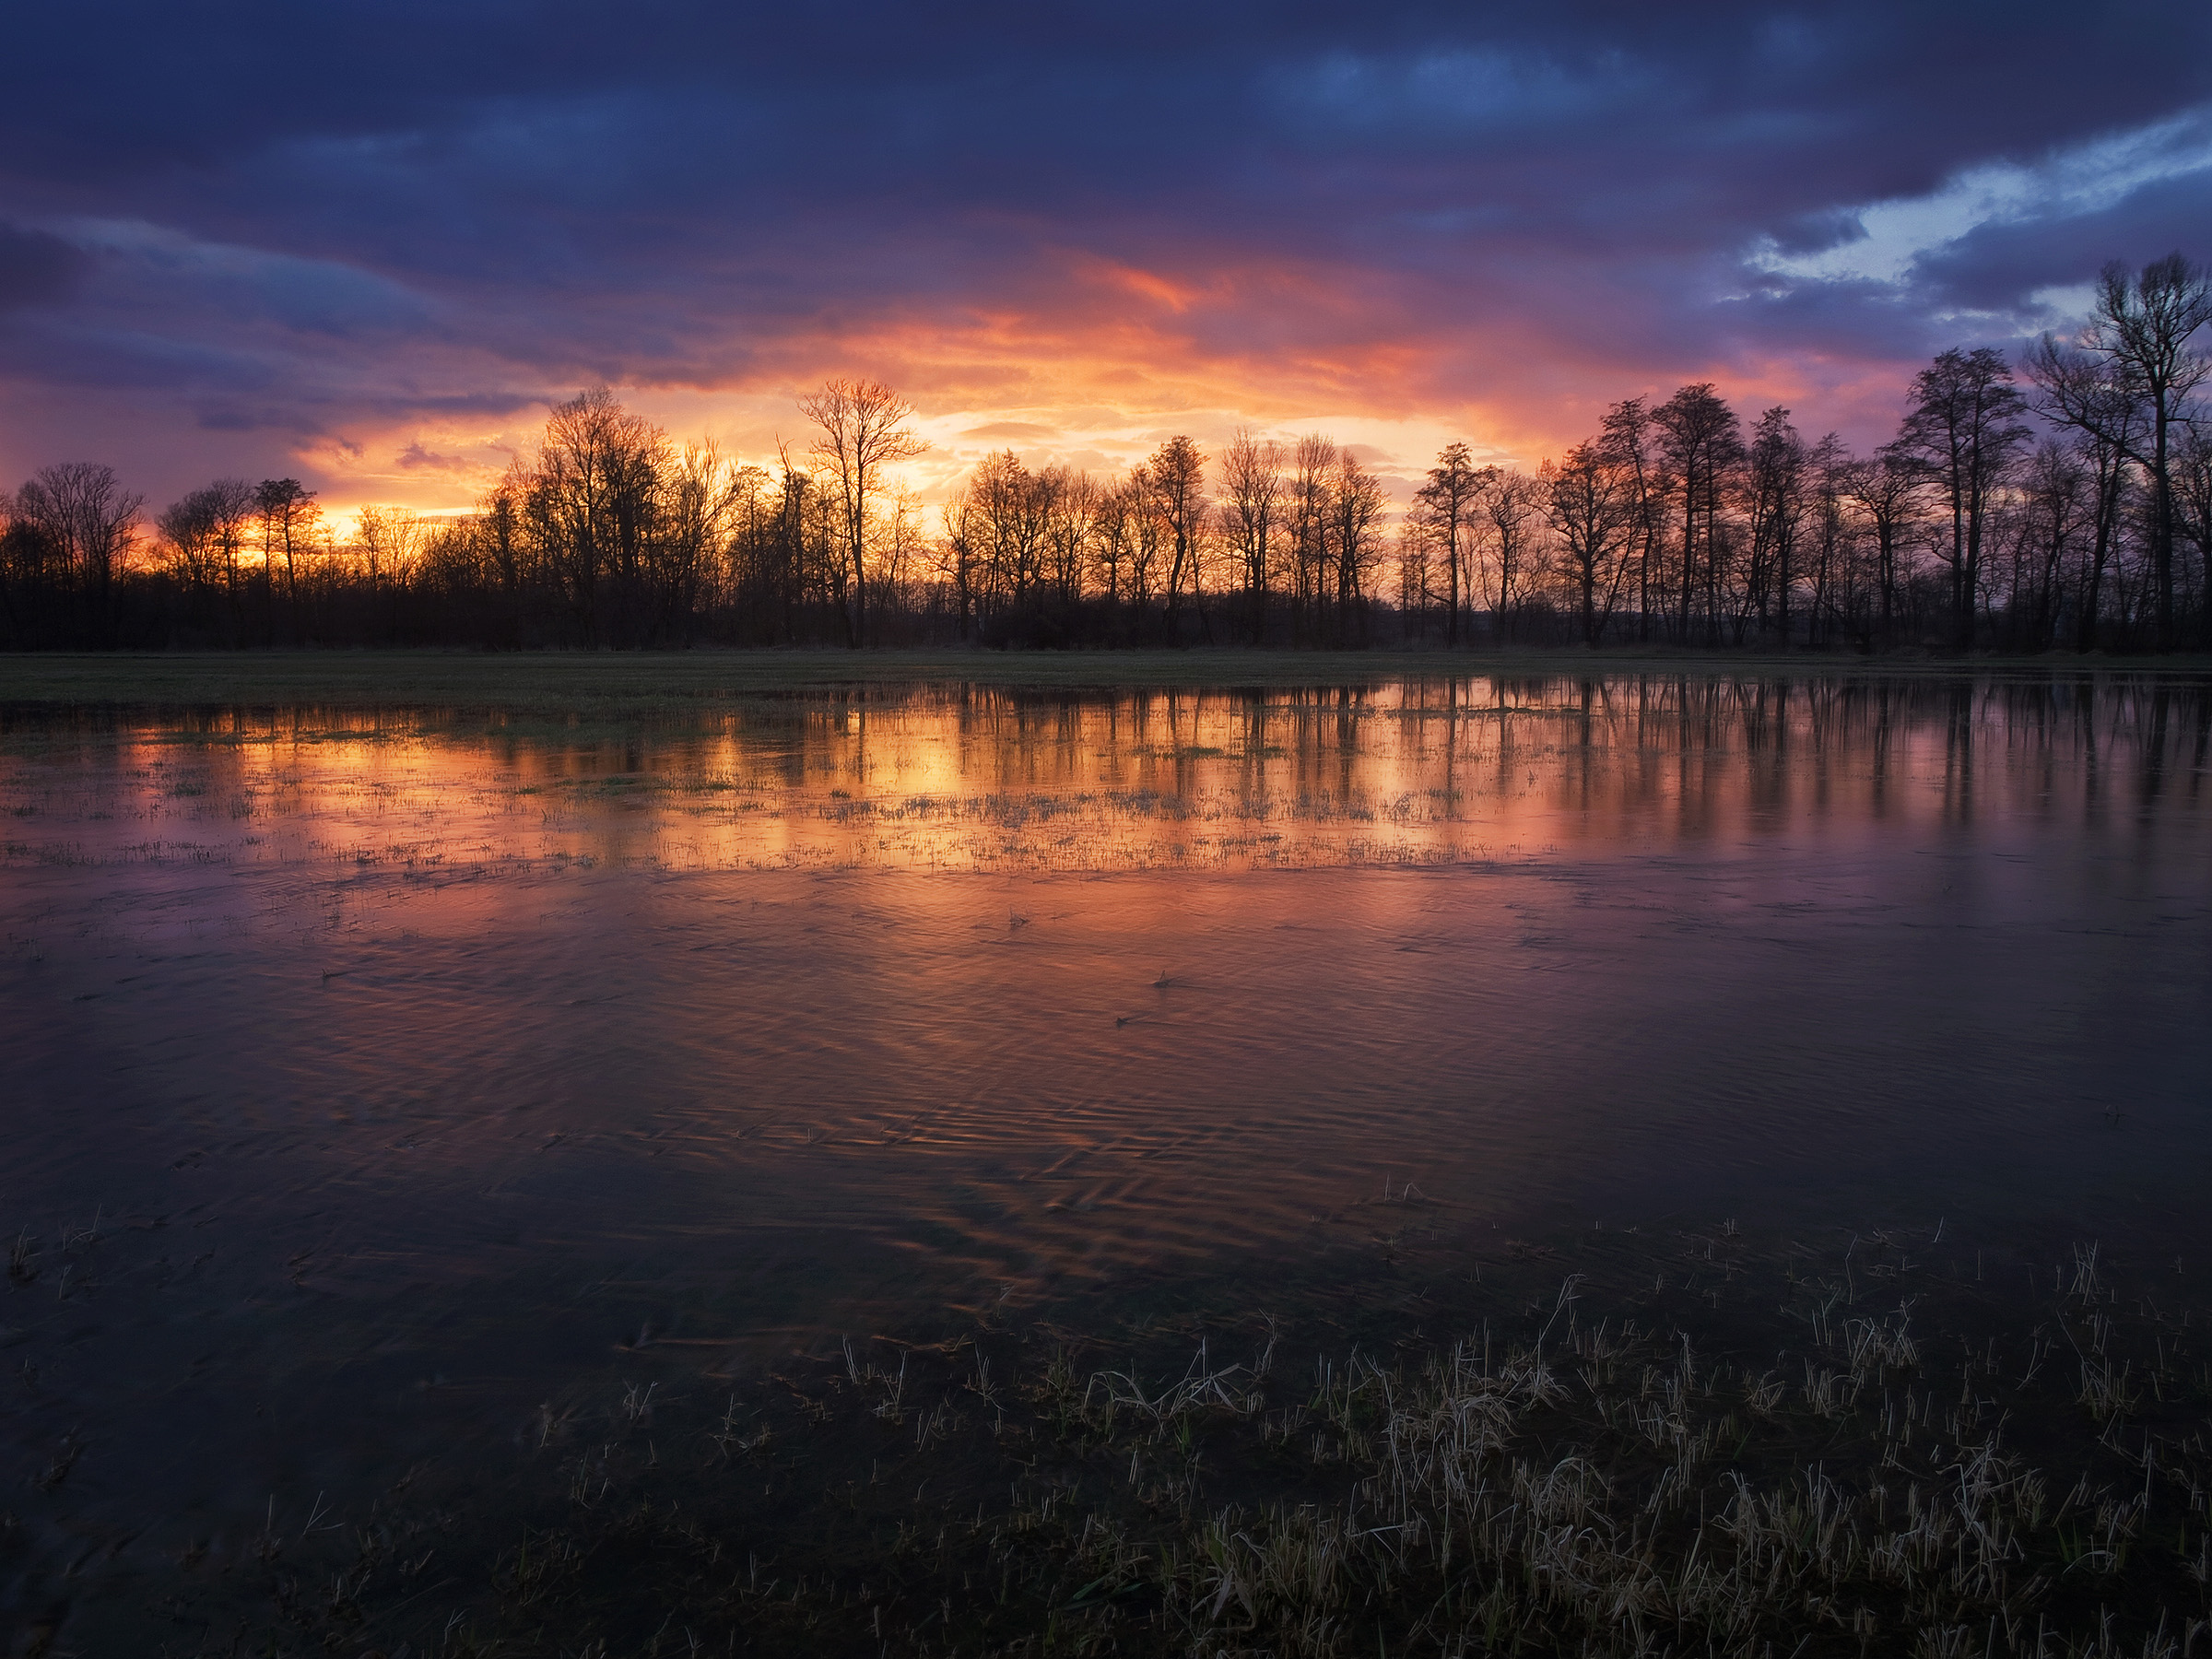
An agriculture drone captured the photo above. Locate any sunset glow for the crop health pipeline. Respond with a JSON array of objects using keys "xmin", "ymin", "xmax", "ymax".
[{"xmin": 6, "ymin": 8, "xmax": 2209, "ymax": 530}]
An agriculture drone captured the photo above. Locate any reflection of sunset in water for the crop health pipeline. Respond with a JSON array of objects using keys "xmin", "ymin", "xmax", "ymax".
[
  {"xmin": 5, "ymin": 671, "xmax": 2202, "ymax": 1285},
  {"xmin": 5, "ymin": 676, "xmax": 2200, "ymax": 883},
  {"xmin": 3, "ymin": 669, "xmax": 2207, "ymax": 1567}
]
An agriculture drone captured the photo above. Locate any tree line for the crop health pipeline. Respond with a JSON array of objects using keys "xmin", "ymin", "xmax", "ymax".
[{"xmin": 4, "ymin": 254, "xmax": 2206, "ymax": 654}]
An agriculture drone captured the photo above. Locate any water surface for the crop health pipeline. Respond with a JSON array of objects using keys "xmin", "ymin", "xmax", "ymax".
[{"xmin": 2, "ymin": 670, "xmax": 2207, "ymax": 1569}]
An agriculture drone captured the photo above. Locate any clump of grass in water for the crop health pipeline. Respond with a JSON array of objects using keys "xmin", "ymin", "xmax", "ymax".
[{"xmin": 39, "ymin": 1220, "xmax": 2212, "ymax": 1656}]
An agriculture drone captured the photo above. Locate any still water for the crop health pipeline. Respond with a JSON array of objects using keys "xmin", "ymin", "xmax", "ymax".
[{"xmin": 2, "ymin": 671, "xmax": 2208, "ymax": 1565}]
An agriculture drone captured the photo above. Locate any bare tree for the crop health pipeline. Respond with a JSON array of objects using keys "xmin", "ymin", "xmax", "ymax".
[
  {"xmin": 1122, "ymin": 465, "xmax": 1165, "ymax": 613},
  {"xmin": 253, "ymin": 477, "xmax": 321, "ymax": 636},
  {"xmin": 1330, "ymin": 449, "xmax": 1386, "ymax": 644},
  {"xmin": 354, "ymin": 506, "xmax": 429, "ymax": 590},
  {"xmin": 1889, "ymin": 347, "xmax": 2030, "ymax": 649},
  {"xmin": 1288, "ymin": 435, "xmax": 1336, "ymax": 642},
  {"xmin": 661, "ymin": 441, "xmax": 744, "ymax": 641},
  {"xmin": 1544, "ymin": 443, "xmax": 1634, "ymax": 645},
  {"xmin": 2168, "ymin": 422, "xmax": 2212, "ymax": 650},
  {"xmin": 1145, "ymin": 435, "xmax": 1207, "ymax": 638},
  {"xmin": 1091, "ymin": 474, "xmax": 1140, "ymax": 607},
  {"xmin": 347, "ymin": 505, "xmax": 426, "ymax": 641},
  {"xmin": 881, "ymin": 481, "xmax": 931, "ymax": 622},
  {"xmin": 936, "ymin": 486, "xmax": 980, "ymax": 641},
  {"xmin": 17, "ymin": 462, "xmax": 144, "ymax": 639},
  {"xmin": 1040, "ymin": 467, "xmax": 1098, "ymax": 610},
  {"xmin": 969, "ymin": 450, "xmax": 1049, "ymax": 607},
  {"xmin": 1480, "ymin": 469, "xmax": 1547, "ymax": 641},
  {"xmin": 1416, "ymin": 441, "xmax": 1494, "ymax": 647},
  {"xmin": 521, "ymin": 387, "xmax": 669, "ymax": 645},
  {"xmin": 1800, "ymin": 434, "xmax": 1849, "ymax": 648},
  {"xmin": 798, "ymin": 378, "xmax": 929, "ymax": 648},
  {"xmin": 158, "ymin": 492, "xmax": 224, "ymax": 595},
  {"xmin": 2027, "ymin": 337, "xmax": 2137, "ymax": 652},
  {"xmin": 1653, "ymin": 384, "xmax": 1741, "ymax": 644},
  {"xmin": 1842, "ymin": 453, "xmax": 1921, "ymax": 647},
  {"xmin": 1219, "ymin": 429, "xmax": 1282, "ymax": 643},
  {"xmin": 1394, "ymin": 503, "xmax": 1438, "ymax": 640},
  {"xmin": 2176, "ymin": 425, "xmax": 2212, "ymax": 648},
  {"xmin": 1598, "ymin": 398, "xmax": 1666, "ymax": 642},
  {"xmin": 0, "ymin": 491, "xmax": 64, "ymax": 646},
  {"xmin": 1745, "ymin": 406, "xmax": 1809, "ymax": 645},
  {"xmin": 2011, "ymin": 440, "xmax": 2088, "ymax": 651},
  {"xmin": 2029, "ymin": 255, "xmax": 2211, "ymax": 649},
  {"xmin": 158, "ymin": 477, "xmax": 256, "ymax": 631}
]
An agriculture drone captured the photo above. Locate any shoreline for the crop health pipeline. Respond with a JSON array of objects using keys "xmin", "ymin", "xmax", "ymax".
[{"xmin": 5, "ymin": 645, "xmax": 2210, "ymax": 715}]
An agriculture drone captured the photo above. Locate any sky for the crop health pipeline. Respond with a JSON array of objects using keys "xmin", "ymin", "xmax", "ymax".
[{"xmin": 3, "ymin": 1, "xmax": 2209, "ymax": 531}]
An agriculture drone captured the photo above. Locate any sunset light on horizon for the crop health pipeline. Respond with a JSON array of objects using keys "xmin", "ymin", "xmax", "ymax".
[{"xmin": 6, "ymin": 5, "xmax": 2211, "ymax": 530}]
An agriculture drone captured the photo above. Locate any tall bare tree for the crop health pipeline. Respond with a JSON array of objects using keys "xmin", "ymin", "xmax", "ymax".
[
  {"xmin": 158, "ymin": 477, "xmax": 256, "ymax": 632},
  {"xmin": 253, "ymin": 477, "xmax": 320, "ymax": 636},
  {"xmin": 1843, "ymin": 453, "xmax": 1921, "ymax": 647},
  {"xmin": 1219, "ymin": 429, "xmax": 1282, "ymax": 643},
  {"xmin": 2174, "ymin": 426, "xmax": 2212, "ymax": 647},
  {"xmin": 1041, "ymin": 466, "xmax": 1099, "ymax": 609},
  {"xmin": 799, "ymin": 378, "xmax": 928, "ymax": 648},
  {"xmin": 1394, "ymin": 503, "xmax": 1438, "ymax": 640},
  {"xmin": 1481, "ymin": 470, "xmax": 1547, "ymax": 641},
  {"xmin": 1745, "ymin": 406, "xmax": 1809, "ymax": 645},
  {"xmin": 2028, "ymin": 333, "xmax": 2140, "ymax": 653},
  {"xmin": 1145, "ymin": 435, "xmax": 1207, "ymax": 637},
  {"xmin": 1889, "ymin": 348, "xmax": 2029, "ymax": 649},
  {"xmin": 521, "ymin": 388, "xmax": 668, "ymax": 645},
  {"xmin": 1091, "ymin": 474, "xmax": 1140, "ymax": 606},
  {"xmin": 16, "ymin": 462, "xmax": 144, "ymax": 643},
  {"xmin": 2011, "ymin": 441, "xmax": 2088, "ymax": 651},
  {"xmin": 352, "ymin": 505, "xmax": 427, "ymax": 607},
  {"xmin": 1330, "ymin": 450, "xmax": 1386, "ymax": 644},
  {"xmin": 1416, "ymin": 441, "xmax": 1494, "ymax": 647},
  {"xmin": 661, "ymin": 441, "xmax": 745, "ymax": 641},
  {"xmin": 970, "ymin": 450, "xmax": 1050, "ymax": 606},
  {"xmin": 1544, "ymin": 443, "xmax": 1634, "ymax": 645},
  {"xmin": 2029, "ymin": 255, "xmax": 2211, "ymax": 649},
  {"xmin": 1800, "ymin": 434, "xmax": 1849, "ymax": 648},
  {"xmin": 936, "ymin": 486, "xmax": 980, "ymax": 641},
  {"xmin": 1653, "ymin": 384, "xmax": 1741, "ymax": 644},
  {"xmin": 1288, "ymin": 435, "xmax": 1336, "ymax": 642},
  {"xmin": 1599, "ymin": 398, "xmax": 1665, "ymax": 642}
]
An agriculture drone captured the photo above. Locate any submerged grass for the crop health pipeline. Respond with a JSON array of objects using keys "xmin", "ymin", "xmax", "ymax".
[{"xmin": 18, "ymin": 1219, "xmax": 2212, "ymax": 1657}]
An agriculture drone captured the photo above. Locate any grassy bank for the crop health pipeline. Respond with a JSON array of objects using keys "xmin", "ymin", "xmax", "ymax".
[
  {"xmin": 20, "ymin": 1218, "xmax": 2209, "ymax": 1657},
  {"xmin": 3, "ymin": 647, "xmax": 2208, "ymax": 717}
]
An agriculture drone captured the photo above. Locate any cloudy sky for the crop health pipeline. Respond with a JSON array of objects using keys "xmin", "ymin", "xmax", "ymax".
[{"xmin": 4, "ymin": 1, "xmax": 2208, "ymax": 524}]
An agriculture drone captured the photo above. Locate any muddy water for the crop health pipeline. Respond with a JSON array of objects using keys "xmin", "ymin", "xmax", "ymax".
[{"xmin": 2, "ymin": 672, "xmax": 2208, "ymax": 1585}]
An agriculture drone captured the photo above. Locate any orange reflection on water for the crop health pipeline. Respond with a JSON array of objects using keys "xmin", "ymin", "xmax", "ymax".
[
  {"xmin": 5, "ymin": 675, "xmax": 2196, "ymax": 882},
  {"xmin": 1, "ymin": 669, "xmax": 2208, "ymax": 1351}
]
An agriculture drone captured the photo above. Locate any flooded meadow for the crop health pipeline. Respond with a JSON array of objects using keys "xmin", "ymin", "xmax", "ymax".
[{"xmin": 3, "ymin": 667, "xmax": 2209, "ymax": 1654}]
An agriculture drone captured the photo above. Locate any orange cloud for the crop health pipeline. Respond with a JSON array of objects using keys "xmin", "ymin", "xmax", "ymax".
[{"xmin": 294, "ymin": 243, "xmax": 1936, "ymax": 529}]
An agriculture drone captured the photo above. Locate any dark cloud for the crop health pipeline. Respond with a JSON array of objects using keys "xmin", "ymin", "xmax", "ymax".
[
  {"xmin": 1909, "ymin": 167, "xmax": 2212, "ymax": 313},
  {"xmin": 0, "ymin": 222, "xmax": 88, "ymax": 310},
  {"xmin": 2, "ymin": 1, "xmax": 2209, "ymax": 500},
  {"xmin": 1766, "ymin": 210, "xmax": 1870, "ymax": 259}
]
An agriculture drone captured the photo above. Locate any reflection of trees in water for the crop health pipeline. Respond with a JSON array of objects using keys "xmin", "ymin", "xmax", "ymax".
[{"xmin": 6, "ymin": 675, "xmax": 2201, "ymax": 875}]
